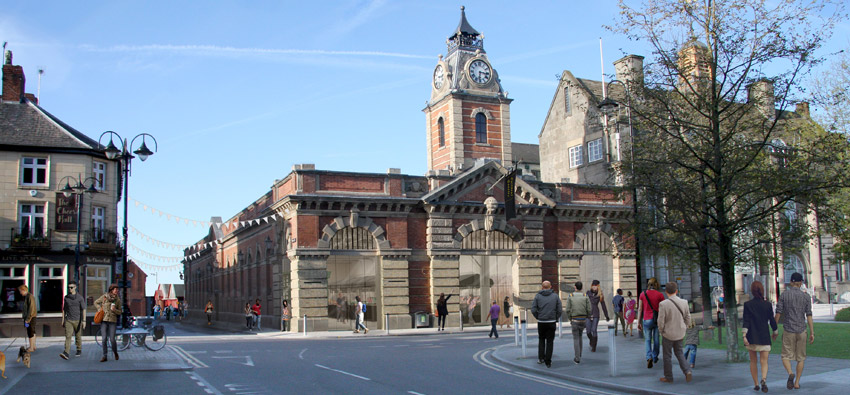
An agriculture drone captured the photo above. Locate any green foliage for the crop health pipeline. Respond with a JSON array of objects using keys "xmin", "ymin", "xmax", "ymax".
[
  {"xmin": 836, "ymin": 307, "xmax": 850, "ymax": 322},
  {"xmin": 700, "ymin": 323, "xmax": 850, "ymax": 359}
]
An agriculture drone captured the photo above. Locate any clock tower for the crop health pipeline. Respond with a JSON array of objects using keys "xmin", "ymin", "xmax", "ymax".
[{"xmin": 424, "ymin": 6, "xmax": 512, "ymax": 174}]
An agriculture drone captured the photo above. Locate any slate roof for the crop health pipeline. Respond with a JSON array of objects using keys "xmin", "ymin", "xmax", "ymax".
[
  {"xmin": 511, "ymin": 142, "xmax": 540, "ymax": 165},
  {"xmin": 449, "ymin": 6, "xmax": 480, "ymax": 40},
  {"xmin": 0, "ymin": 98, "xmax": 101, "ymax": 151}
]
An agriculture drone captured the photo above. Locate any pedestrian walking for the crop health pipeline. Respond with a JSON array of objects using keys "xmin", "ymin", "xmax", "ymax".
[
  {"xmin": 486, "ymin": 300, "xmax": 500, "ymax": 339},
  {"xmin": 503, "ymin": 296, "xmax": 512, "ymax": 329},
  {"xmin": 281, "ymin": 300, "xmax": 291, "ymax": 332},
  {"xmin": 624, "ymin": 291, "xmax": 637, "ymax": 337},
  {"xmin": 244, "ymin": 302, "xmax": 253, "ymax": 330},
  {"xmin": 252, "ymin": 299, "xmax": 262, "ymax": 331},
  {"xmin": 183, "ymin": 301, "xmax": 189, "ymax": 319},
  {"xmin": 18, "ymin": 284, "xmax": 37, "ymax": 352},
  {"xmin": 683, "ymin": 317, "xmax": 714, "ymax": 369},
  {"xmin": 354, "ymin": 296, "xmax": 368, "ymax": 334},
  {"xmin": 586, "ymin": 280, "xmax": 610, "ymax": 352},
  {"xmin": 612, "ymin": 288, "xmax": 626, "ymax": 336},
  {"xmin": 468, "ymin": 295, "xmax": 479, "ymax": 323},
  {"xmin": 743, "ymin": 281, "xmax": 777, "ymax": 392},
  {"xmin": 565, "ymin": 281, "xmax": 591, "ymax": 364},
  {"xmin": 531, "ymin": 280, "xmax": 562, "ymax": 368},
  {"xmin": 638, "ymin": 277, "xmax": 665, "ymax": 368},
  {"xmin": 166, "ymin": 305, "xmax": 172, "ymax": 321},
  {"xmin": 94, "ymin": 284, "xmax": 122, "ymax": 362},
  {"xmin": 774, "ymin": 272, "xmax": 814, "ymax": 390},
  {"xmin": 435, "ymin": 293, "xmax": 451, "ymax": 331},
  {"xmin": 657, "ymin": 282, "xmax": 692, "ymax": 384},
  {"xmin": 205, "ymin": 300, "xmax": 214, "ymax": 325},
  {"xmin": 336, "ymin": 292, "xmax": 347, "ymax": 323},
  {"xmin": 60, "ymin": 280, "xmax": 86, "ymax": 360},
  {"xmin": 153, "ymin": 304, "xmax": 161, "ymax": 320}
]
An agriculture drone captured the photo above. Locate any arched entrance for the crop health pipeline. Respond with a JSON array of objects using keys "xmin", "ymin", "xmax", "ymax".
[
  {"xmin": 458, "ymin": 229, "xmax": 517, "ymax": 326},
  {"xmin": 576, "ymin": 223, "xmax": 616, "ymax": 302},
  {"xmin": 326, "ymin": 226, "xmax": 380, "ymax": 331}
]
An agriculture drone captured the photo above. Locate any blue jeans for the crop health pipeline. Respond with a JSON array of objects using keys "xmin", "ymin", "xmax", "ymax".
[
  {"xmin": 489, "ymin": 318, "xmax": 499, "ymax": 338},
  {"xmin": 643, "ymin": 319, "xmax": 660, "ymax": 361},
  {"xmin": 684, "ymin": 344, "xmax": 697, "ymax": 366}
]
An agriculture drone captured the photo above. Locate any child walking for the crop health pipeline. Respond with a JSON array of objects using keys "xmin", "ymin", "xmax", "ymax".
[{"xmin": 684, "ymin": 318, "xmax": 715, "ymax": 368}]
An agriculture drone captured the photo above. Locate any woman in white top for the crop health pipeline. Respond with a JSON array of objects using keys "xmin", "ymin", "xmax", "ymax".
[{"xmin": 354, "ymin": 296, "xmax": 368, "ymax": 334}]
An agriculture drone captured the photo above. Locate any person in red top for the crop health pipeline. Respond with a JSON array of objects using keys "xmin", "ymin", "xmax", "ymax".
[
  {"xmin": 638, "ymin": 277, "xmax": 666, "ymax": 368},
  {"xmin": 252, "ymin": 299, "xmax": 262, "ymax": 331}
]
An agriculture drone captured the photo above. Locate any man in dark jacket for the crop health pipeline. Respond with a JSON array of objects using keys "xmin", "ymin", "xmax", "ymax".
[
  {"xmin": 61, "ymin": 281, "xmax": 87, "ymax": 359},
  {"xmin": 587, "ymin": 280, "xmax": 610, "ymax": 352},
  {"xmin": 19, "ymin": 284, "xmax": 37, "ymax": 352},
  {"xmin": 531, "ymin": 281, "xmax": 562, "ymax": 368}
]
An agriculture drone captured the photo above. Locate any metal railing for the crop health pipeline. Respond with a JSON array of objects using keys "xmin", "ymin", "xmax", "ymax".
[{"xmin": 10, "ymin": 227, "xmax": 51, "ymax": 249}]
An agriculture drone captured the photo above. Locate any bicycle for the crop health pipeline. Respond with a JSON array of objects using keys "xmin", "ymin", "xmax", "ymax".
[{"xmin": 94, "ymin": 316, "xmax": 167, "ymax": 351}]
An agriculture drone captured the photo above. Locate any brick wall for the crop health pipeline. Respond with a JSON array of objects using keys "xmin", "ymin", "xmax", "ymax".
[
  {"xmin": 408, "ymin": 260, "xmax": 431, "ymax": 314},
  {"xmin": 319, "ymin": 175, "xmax": 384, "ymax": 193}
]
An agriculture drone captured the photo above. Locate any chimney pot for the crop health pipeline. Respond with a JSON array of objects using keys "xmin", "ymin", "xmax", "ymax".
[{"xmin": 2, "ymin": 51, "xmax": 26, "ymax": 102}]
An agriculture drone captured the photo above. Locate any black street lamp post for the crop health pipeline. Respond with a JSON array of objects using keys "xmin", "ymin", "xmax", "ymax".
[
  {"xmin": 598, "ymin": 79, "xmax": 642, "ymax": 293},
  {"xmin": 98, "ymin": 131, "xmax": 157, "ymax": 326},
  {"xmin": 58, "ymin": 174, "xmax": 99, "ymax": 287}
]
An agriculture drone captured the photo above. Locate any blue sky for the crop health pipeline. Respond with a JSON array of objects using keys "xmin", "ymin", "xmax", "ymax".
[{"xmin": 2, "ymin": 1, "xmax": 846, "ymax": 295}]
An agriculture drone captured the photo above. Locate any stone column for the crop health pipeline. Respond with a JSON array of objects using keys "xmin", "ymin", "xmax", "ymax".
[
  {"xmin": 288, "ymin": 251, "xmax": 329, "ymax": 332},
  {"xmin": 615, "ymin": 252, "xmax": 638, "ymax": 297},
  {"xmin": 381, "ymin": 252, "xmax": 411, "ymax": 329},
  {"xmin": 516, "ymin": 251, "xmax": 543, "ymax": 323},
  {"xmin": 430, "ymin": 252, "xmax": 461, "ymax": 328},
  {"xmin": 558, "ymin": 250, "xmax": 583, "ymax": 301}
]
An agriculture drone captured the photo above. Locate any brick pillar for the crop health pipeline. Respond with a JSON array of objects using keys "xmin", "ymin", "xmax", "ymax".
[
  {"xmin": 289, "ymin": 252, "xmax": 329, "ymax": 332},
  {"xmin": 516, "ymin": 251, "xmax": 543, "ymax": 323},
  {"xmin": 616, "ymin": 252, "xmax": 638, "ymax": 298},
  {"xmin": 381, "ymin": 253, "xmax": 411, "ymax": 329}
]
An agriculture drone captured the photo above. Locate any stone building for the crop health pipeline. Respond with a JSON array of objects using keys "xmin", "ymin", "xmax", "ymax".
[
  {"xmin": 538, "ymin": 43, "xmax": 847, "ymax": 306},
  {"xmin": 0, "ymin": 51, "xmax": 123, "ymax": 336},
  {"xmin": 184, "ymin": 8, "xmax": 637, "ymax": 331}
]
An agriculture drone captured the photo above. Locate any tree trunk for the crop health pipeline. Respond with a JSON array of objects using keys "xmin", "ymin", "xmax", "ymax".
[
  {"xmin": 699, "ymin": 236, "xmax": 713, "ymax": 328},
  {"xmin": 719, "ymin": 229, "xmax": 743, "ymax": 362}
]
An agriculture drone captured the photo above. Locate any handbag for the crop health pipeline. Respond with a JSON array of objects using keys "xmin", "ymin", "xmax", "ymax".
[{"xmin": 94, "ymin": 309, "xmax": 104, "ymax": 324}]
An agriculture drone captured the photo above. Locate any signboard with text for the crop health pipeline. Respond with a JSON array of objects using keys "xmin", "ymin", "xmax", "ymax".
[{"xmin": 55, "ymin": 194, "xmax": 78, "ymax": 231}]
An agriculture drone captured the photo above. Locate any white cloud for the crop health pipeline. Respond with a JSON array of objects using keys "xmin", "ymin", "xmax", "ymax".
[{"xmin": 77, "ymin": 43, "xmax": 430, "ymax": 60}]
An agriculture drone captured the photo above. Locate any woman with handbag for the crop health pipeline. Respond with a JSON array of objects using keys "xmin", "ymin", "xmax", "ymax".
[
  {"xmin": 244, "ymin": 302, "xmax": 253, "ymax": 330},
  {"xmin": 94, "ymin": 284, "xmax": 122, "ymax": 362},
  {"xmin": 205, "ymin": 300, "xmax": 214, "ymax": 325}
]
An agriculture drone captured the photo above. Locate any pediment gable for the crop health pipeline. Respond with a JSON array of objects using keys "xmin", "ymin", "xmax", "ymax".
[{"xmin": 422, "ymin": 161, "xmax": 555, "ymax": 207}]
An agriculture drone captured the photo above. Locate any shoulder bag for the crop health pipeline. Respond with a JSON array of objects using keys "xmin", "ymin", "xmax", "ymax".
[{"xmin": 645, "ymin": 291, "xmax": 659, "ymax": 326}]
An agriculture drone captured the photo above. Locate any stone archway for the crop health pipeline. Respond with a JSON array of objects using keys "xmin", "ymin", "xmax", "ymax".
[
  {"xmin": 575, "ymin": 222, "xmax": 617, "ymax": 303},
  {"xmin": 316, "ymin": 210, "xmax": 391, "ymax": 250}
]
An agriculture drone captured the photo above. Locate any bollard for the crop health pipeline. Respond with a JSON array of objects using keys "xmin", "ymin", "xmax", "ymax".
[
  {"xmin": 521, "ymin": 310, "xmax": 528, "ymax": 358},
  {"xmin": 303, "ymin": 314, "xmax": 307, "ymax": 337},
  {"xmin": 608, "ymin": 324, "xmax": 617, "ymax": 377},
  {"xmin": 558, "ymin": 315, "xmax": 562, "ymax": 339},
  {"xmin": 459, "ymin": 310, "xmax": 463, "ymax": 332},
  {"xmin": 385, "ymin": 313, "xmax": 389, "ymax": 335},
  {"xmin": 514, "ymin": 316, "xmax": 519, "ymax": 346}
]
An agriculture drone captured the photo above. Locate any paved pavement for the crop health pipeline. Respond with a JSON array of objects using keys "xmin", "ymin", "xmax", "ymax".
[{"xmin": 491, "ymin": 321, "xmax": 850, "ymax": 395}]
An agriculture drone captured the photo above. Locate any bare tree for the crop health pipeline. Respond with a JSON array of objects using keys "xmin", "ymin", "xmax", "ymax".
[{"xmin": 610, "ymin": 0, "xmax": 849, "ymax": 361}]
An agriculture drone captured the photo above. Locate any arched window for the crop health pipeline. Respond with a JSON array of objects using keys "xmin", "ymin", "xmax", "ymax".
[
  {"xmin": 784, "ymin": 255, "xmax": 805, "ymax": 283},
  {"xmin": 564, "ymin": 86, "xmax": 572, "ymax": 116},
  {"xmin": 438, "ymin": 117, "xmax": 445, "ymax": 147},
  {"xmin": 475, "ymin": 112, "xmax": 487, "ymax": 143}
]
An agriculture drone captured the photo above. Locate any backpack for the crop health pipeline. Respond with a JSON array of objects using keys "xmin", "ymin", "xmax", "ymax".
[{"xmin": 361, "ymin": 302, "xmax": 366, "ymax": 313}]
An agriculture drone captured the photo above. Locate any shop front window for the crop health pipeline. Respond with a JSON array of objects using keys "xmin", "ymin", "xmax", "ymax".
[
  {"xmin": 327, "ymin": 256, "xmax": 377, "ymax": 331},
  {"xmin": 35, "ymin": 265, "xmax": 65, "ymax": 313},
  {"xmin": 86, "ymin": 265, "xmax": 111, "ymax": 313},
  {"xmin": 459, "ymin": 255, "xmax": 514, "ymax": 325},
  {"xmin": 0, "ymin": 266, "xmax": 27, "ymax": 315}
]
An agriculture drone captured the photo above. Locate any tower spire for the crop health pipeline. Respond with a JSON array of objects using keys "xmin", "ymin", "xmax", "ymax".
[{"xmin": 447, "ymin": 6, "xmax": 484, "ymax": 54}]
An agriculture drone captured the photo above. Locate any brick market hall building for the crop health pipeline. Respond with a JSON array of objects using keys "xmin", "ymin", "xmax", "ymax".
[{"xmin": 183, "ymin": 9, "xmax": 637, "ymax": 331}]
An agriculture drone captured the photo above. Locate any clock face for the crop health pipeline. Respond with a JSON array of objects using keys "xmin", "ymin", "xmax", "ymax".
[
  {"xmin": 433, "ymin": 65, "xmax": 444, "ymax": 89},
  {"xmin": 468, "ymin": 60, "xmax": 491, "ymax": 84}
]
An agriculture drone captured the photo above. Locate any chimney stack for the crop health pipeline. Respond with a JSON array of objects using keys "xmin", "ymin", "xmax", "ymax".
[
  {"xmin": 747, "ymin": 79, "xmax": 775, "ymax": 119},
  {"xmin": 614, "ymin": 54, "xmax": 644, "ymax": 89},
  {"xmin": 2, "ymin": 50, "xmax": 26, "ymax": 102}
]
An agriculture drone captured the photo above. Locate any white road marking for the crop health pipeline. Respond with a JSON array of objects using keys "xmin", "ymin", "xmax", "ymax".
[
  {"xmin": 188, "ymin": 350, "xmax": 208, "ymax": 354},
  {"xmin": 408, "ymin": 391, "xmax": 425, "ymax": 395},
  {"xmin": 298, "ymin": 348, "xmax": 307, "ymax": 360},
  {"xmin": 186, "ymin": 371, "xmax": 223, "ymax": 395},
  {"xmin": 315, "ymin": 364, "xmax": 371, "ymax": 381},
  {"xmin": 215, "ymin": 350, "xmax": 233, "ymax": 353},
  {"xmin": 172, "ymin": 345, "xmax": 210, "ymax": 368},
  {"xmin": 473, "ymin": 348, "xmax": 619, "ymax": 395},
  {"xmin": 212, "ymin": 356, "xmax": 255, "ymax": 366}
]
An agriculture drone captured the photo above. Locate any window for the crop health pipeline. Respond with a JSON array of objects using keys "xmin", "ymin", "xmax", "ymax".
[
  {"xmin": 475, "ymin": 113, "xmax": 487, "ymax": 144},
  {"xmin": 19, "ymin": 203, "xmax": 46, "ymax": 237},
  {"xmin": 0, "ymin": 265, "xmax": 27, "ymax": 315},
  {"xmin": 86, "ymin": 265, "xmax": 110, "ymax": 312},
  {"xmin": 93, "ymin": 161, "xmax": 106, "ymax": 191},
  {"xmin": 569, "ymin": 145, "xmax": 583, "ymax": 168},
  {"xmin": 564, "ymin": 86, "xmax": 572, "ymax": 116},
  {"xmin": 35, "ymin": 265, "xmax": 65, "ymax": 313},
  {"xmin": 784, "ymin": 255, "xmax": 805, "ymax": 283},
  {"xmin": 21, "ymin": 157, "xmax": 47, "ymax": 186},
  {"xmin": 438, "ymin": 118, "xmax": 445, "ymax": 147},
  {"xmin": 587, "ymin": 138, "xmax": 603, "ymax": 162},
  {"xmin": 784, "ymin": 201, "xmax": 797, "ymax": 231},
  {"xmin": 92, "ymin": 206, "xmax": 105, "ymax": 241}
]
